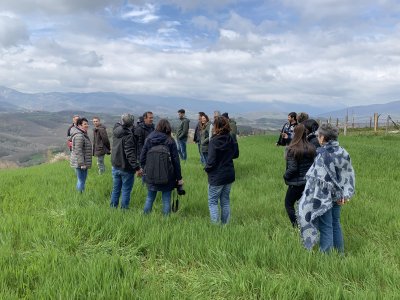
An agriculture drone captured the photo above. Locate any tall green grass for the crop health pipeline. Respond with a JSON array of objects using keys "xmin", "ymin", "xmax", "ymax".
[{"xmin": 0, "ymin": 135, "xmax": 399, "ymax": 299}]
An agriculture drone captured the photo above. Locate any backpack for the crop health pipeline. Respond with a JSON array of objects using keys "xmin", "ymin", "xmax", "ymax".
[{"xmin": 145, "ymin": 144, "xmax": 174, "ymax": 185}]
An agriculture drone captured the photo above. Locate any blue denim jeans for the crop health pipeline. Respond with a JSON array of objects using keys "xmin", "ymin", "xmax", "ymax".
[
  {"xmin": 143, "ymin": 190, "xmax": 172, "ymax": 215},
  {"xmin": 202, "ymin": 152, "xmax": 208, "ymax": 165},
  {"xmin": 176, "ymin": 139, "xmax": 187, "ymax": 161},
  {"xmin": 110, "ymin": 167, "xmax": 134, "ymax": 209},
  {"xmin": 208, "ymin": 183, "xmax": 232, "ymax": 224},
  {"xmin": 197, "ymin": 143, "xmax": 205, "ymax": 164},
  {"xmin": 75, "ymin": 168, "xmax": 88, "ymax": 192},
  {"xmin": 318, "ymin": 203, "xmax": 344, "ymax": 253},
  {"xmin": 96, "ymin": 155, "xmax": 105, "ymax": 174}
]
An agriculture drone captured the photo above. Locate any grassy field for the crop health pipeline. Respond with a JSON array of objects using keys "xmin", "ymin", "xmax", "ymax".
[{"xmin": 0, "ymin": 135, "xmax": 399, "ymax": 299}]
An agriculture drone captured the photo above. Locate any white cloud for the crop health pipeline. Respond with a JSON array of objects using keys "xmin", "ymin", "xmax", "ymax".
[
  {"xmin": 192, "ymin": 16, "xmax": 218, "ymax": 31},
  {"xmin": 0, "ymin": 0, "xmax": 400, "ymax": 107},
  {"xmin": 219, "ymin": 29, "xmax": 240, "ymax": 40},
  {"xmin": 0, "ymin": 0, "xmax": 124, "ymax": 14},
  {"xmin": 0, "ymin": 16, "xmax": 29, "ymax": 48},
  {"xmin": 121, "ymin": 4, "xmax": 159, "ymax": 23},
  {"xmin": 159, "ymin": 0, "xmax": 239, "ymax": 11}
]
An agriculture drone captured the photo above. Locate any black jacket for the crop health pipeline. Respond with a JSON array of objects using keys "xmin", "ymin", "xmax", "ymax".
[
  {"xmin": 111, "ymin": 123, "xmax": 140, "ymax": 172},
  {"xmin": 134, "ymin": 122, "xmax": 155, "ymax": 158},
  {"xmin": 140, "ymin": 131, "xmax": 182, "ymax": 191},
  {"xmin": 283, "ymin": 150, "xmax": 315, "ymax": 186},
  {"xmin": 307, "ymin": 133, "xmax": 320, "ymax": 149},
  {"xmin": 205, "ymin": 134, "xmax": 239, "ymax": 186},
  {"xmin": 193, "ymin": 122, "xmax": 201, "ymax": 143}
]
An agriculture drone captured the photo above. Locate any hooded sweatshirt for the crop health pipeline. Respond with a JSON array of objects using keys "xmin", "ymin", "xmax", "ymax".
[
  {"xmin": 111, "ymin": 123, "xmax": 140, "ymax": 172},
  {"xmin": 204, "ymin": 133, "xmax": 239, "ymax": 186}
]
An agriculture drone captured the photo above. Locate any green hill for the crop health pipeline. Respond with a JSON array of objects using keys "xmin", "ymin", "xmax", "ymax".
[{"xmin": 0, "ymin": 135, "xmax": 399, "ymax": 298}]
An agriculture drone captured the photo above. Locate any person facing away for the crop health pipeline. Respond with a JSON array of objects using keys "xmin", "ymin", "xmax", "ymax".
[
  {"xmin": 110, "ymin": 113, "xmax": 142, "ymax": 209},
  {"xmin": 140, "ymin": 119, "xmax": 183, "ymax": 216},
  {"xmin": 193, "ymin": 111, "xmax": 206, "ymax": 165},
  {"xmin": 134, "ymin": 111, "xmax": 155, "ymax": 159},
  {"xmin": 222, "ymin": 112, "xmax": 238, "ymax": 142},
  {"xmin": 302, "ymin": 119, "xmax": 320, "ymax": 149},
  {"xmin": 199, "ymin": 114, "xmax": 211, "ymax": 164},
  {"xmin": 297, "ymin": 112, "xmax": 309, "ymax": 124},
  {"xmin": 176, "ymin": 108, "xmax": 190, "ymax": 161},
  {"xmin": 209, "ymin": 110, "xmax": 221, "ymax": 139},
  {"xmin": 92, "ymin": 116, "xmax": 111, "ymax": 175},
  {"xmin": 276, "ymin": 112, "xmax": 298, "ymax": 146},
  {"xmin": 67, "ymin": 114, "xmax": 80, "ymax": 151},
  {"xmin": 204, "ymin": 116, "xmax": 239, "ymax": 224},
  {"xmin": 298, "ymin": 123, "xmax": 355, "ymax": 253},
  {"xmin": 283, "ymin": 124, "xmax": 316, "ymax": 227},
  {"xmin": 69, "ymin": 117, "xmax": 92, "ymax": 193}
]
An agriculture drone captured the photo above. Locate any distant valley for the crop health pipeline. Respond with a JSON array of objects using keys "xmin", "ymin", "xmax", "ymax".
[{"xmin": 1, "ymin": 86, "xmax": 399, "ymax": 167}]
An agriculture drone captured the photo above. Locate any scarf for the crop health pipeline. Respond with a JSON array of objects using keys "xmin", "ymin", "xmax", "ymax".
[{"xmin": 298, "ymin": 140, "xmax": 355, "ymax": 250}]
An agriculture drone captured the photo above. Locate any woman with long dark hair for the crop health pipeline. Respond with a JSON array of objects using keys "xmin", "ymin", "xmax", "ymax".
[
  {"xmin": 140, "ymin": 119, "xmax": 183, "ymax": 215},
  {"xmin": 204, "ymin": 116, "xmax": 239, "ymax": 224},
  {"xmin": 200, "ymin": 114, "xmax": 211, "ymax": 164},
  {"xmin": 283, "ymin": 124, "xmax": 316, "ymax": 227},
  {"xmin": 302, "ymin": 119, "xmax": 320, "ymax": 149}
]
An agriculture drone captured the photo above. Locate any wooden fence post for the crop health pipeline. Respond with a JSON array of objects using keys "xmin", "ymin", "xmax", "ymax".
[{"xmin": 374, "ymin": 113, "xmax": 379, "ymax": 132}]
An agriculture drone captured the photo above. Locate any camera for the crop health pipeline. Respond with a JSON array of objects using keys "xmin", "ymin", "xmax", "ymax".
[{"xmin": 176, "ymin": 182, "xmax": 186, "ymax": 196}]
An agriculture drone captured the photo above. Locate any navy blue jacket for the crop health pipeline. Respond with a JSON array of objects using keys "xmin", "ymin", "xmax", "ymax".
[
  {"xmin": 204, "ymin": 134, "xmax": 239, "ymax": 186},
  {"xmin": 140, "ymin": 131, "xmax": 182, "ymax": 191}
]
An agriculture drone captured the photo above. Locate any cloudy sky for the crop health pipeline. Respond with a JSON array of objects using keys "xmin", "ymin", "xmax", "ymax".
[{"xmin": 0, "ymin": 0, "xmax": 399, "ymax": 107}]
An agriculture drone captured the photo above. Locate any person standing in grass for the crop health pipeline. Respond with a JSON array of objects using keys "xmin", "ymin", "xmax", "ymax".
[
  {"xmin": 208, "ymin": 110, "xmax": 221, "ymax": 139},
  {"xmin": 204, "ymin": 116, "xmax": 239, "ymax": 224},
  {"xmin": 70, "ymin": 117, "xmax": 92, "ymax": 193},
  {"xmin": 110, "ymin": 113, "xmax": 142, "ymax": 209},
  {"xmin": 297, "ymin": 112, "xmax": 309, "ymax": 124},
  {"xmin": 302, "ymin": 119, "xmax": 320, "ymax": 149},
  {"xmin": 194, "ymin": 111, "xmax": 206, "ymax": 165},
  {"xmin": 200, "ymin": 114, "xmax": 211, "ymax": 164},
  {"xmin": 222, "ymin": 112, "xmax": 238, "ymax": 142},
  {"xmin": 141, "ymin": 119, "xmax": 183, "ymax": 216},
  {"xmin": 276, "ymin": 112, "xmax": 297, "ymax": 146},
  {"xmin": 134, "ymin": 111, "xmax": 155, "ymax": 159},
  {"xmin": 67, "ymin": 114, "xmax": 80, "ymax": 151},
  {"xmin": 298, "ymin": 123, "xmax": 355, "ymax": 253},
  {"xmin": 283, "ymin": 124, "xmax": 316, "ymax": 227},
  {"xmin": 92, "ymin": 116, "xmax": 111, "ymax": 175},
  {"xmin": 176, "ymin": 108, "xmax": 190, "ymax": 161}
]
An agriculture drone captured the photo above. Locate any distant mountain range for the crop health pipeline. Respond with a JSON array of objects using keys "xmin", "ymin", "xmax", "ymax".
[
  {"xmin": 1, "ymin": 86, "xmax": 399, "ymax": 122},
  {"xmin": 0, "ymin": 86, "xmax": 339, "ymax": 117}
]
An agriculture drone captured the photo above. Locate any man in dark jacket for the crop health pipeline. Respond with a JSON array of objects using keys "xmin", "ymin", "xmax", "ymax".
[
  {"xmin": 92, "ymin": 116, "xmax": 111, "ymax": 174},
  {"xmin": 176, "ymin": 108, "xmax": 190, "ymax": 161},
  {"xmin": 276, "ymin": 112, "xmax": 297, "ymax": 146},
  {"xmin": 193, "ymin": 112, "xmax": 205, "ymax": 164},
  {"xmin": 110, "ymin": 113, "xmax": 142, "ymax": 209},
  {"xmin": 134, "ymin": 111, "xmax": 155, "ymax": 159}
]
